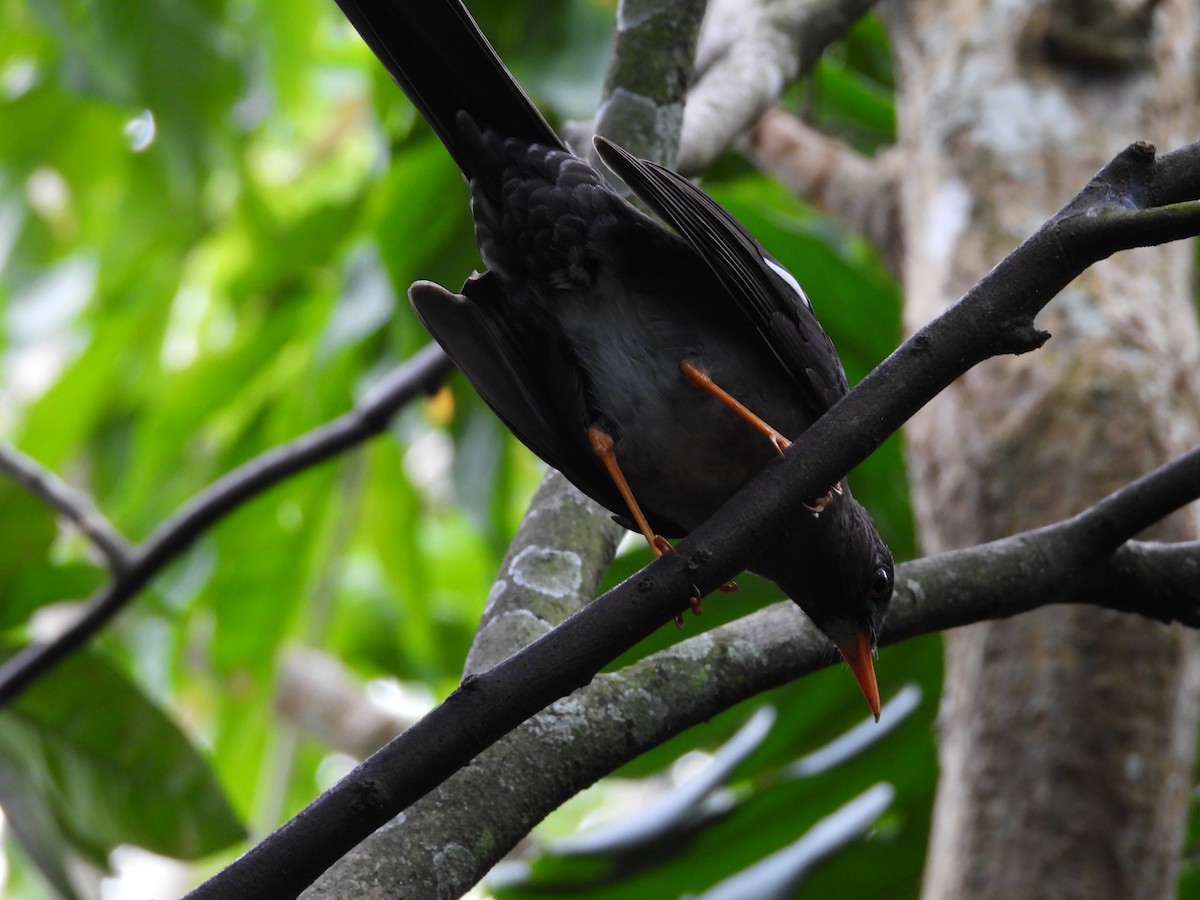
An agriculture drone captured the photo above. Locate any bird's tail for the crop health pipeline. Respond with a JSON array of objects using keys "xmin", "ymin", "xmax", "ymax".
[{"xmin": 333, "ymin": 0, "xmax": 564, "ymax": 178}]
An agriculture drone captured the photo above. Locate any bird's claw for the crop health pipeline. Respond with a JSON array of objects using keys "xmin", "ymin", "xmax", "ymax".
[
  {"xmin": 649, "ymin": 536, "xmax": 726, "ymax": 624},
  {"xmin": 675, "ymin": 589, "xmax": 704, "ymax": 627},
  {"xmin": 804, "ymin": 492, "xmax": 833, "ymax": 517},
  {"xmin": 649, "ymin": 537, "xmax": 705, "ymax": 626},
  {"xmin": 803, "ymin": 481, "xmax": 844, "ymax": 517}
]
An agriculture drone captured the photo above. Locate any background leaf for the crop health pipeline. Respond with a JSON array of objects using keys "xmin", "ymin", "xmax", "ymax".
[{"xmin": 0, "ymin": 649, "xmax": 244, "ymax": 865}]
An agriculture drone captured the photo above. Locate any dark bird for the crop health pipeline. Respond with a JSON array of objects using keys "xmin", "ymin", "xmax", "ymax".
[{"xmin": 334, "ymin": 0, "xmax": 894, "ymax": 718}]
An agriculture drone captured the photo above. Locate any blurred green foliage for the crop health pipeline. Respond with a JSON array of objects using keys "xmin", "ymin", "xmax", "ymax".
[{"xmin": 0, "ymin": 0, "xmax": 966, "ymax": 897}]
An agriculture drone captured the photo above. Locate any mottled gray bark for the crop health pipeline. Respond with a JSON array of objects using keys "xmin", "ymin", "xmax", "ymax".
[{"xmin": 886, "ymin": 0, "xmax": 1200, "ymax": 896}]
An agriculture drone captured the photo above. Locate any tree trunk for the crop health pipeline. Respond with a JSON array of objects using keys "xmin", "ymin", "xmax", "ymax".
[{"xmin": 887, "ymin": 0, "xmax": 1200, "ymax": 896}]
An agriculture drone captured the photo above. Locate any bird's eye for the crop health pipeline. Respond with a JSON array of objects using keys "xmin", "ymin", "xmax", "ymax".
[{"xmin": 869, "ymin": 566, "xmax": 892, "ymax": 600}]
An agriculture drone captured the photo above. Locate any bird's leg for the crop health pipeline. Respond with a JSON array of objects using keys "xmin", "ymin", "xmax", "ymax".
[
  {"xmin": 586, "ymin": 427, "xmax": 666, "ymax": 556},
  {"xmin": 680, "ymin": 361, "xmax": 791, "ymax": 455},
  {"xmin": 587, "ymin": 427, "xmax": 704, "ymax": 621},
  {"xmin": 680, "ymin": 361, "xmax": 841, "ymax": 518}
]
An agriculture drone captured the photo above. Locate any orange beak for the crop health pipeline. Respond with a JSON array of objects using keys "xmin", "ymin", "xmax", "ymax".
[{"xmin": 835, "ymin": 630, "xmax": 881, "ymax": 722}]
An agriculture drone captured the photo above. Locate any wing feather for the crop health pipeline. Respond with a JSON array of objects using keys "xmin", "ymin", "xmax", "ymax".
[
  {"xmin": 594, "ymin": 136, "xmax": 849, "ymax": 415},
  {"xmin": 409, "ymin": 276, "xmax": 615, "ymax": 505}
]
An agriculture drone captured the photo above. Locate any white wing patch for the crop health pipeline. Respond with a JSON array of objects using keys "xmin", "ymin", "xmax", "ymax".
[{"xmin": 764, "ymin": 257, "xmax": 811, "ymax": 309}]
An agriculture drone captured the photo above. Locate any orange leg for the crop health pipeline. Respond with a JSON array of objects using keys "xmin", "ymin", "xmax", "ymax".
[
  {"xmin": 680, "ymin": 361, "xmax": 843, "ymax": 517},
  {"xmin": 587, "ymin": 427, "xmax": 666, "ymax": 557},
  {"xmin": 587, "ymin": 427, "xmax": 704, "ymax": 620},
  {"xmin": 680, "ymin": 361, "xmax": 792, "ymax": 455}
]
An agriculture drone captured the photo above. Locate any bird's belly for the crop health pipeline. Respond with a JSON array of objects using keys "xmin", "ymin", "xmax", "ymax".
[{"xmin": 560, "ymin": 302, "xmax": 805, "ymax": 534}]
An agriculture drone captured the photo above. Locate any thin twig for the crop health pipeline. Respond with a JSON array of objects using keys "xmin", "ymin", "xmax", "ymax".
[
  {"xmin": 0, "ymin": 443, "xmax": 134, "ymax": 572},
  {"xmin": 0, "ymin": 343, "xmax": 453, "ymax": 707},
  {"xmin": 1062, "ymin": 443, "xmax": 1200, "ymax": 554}
]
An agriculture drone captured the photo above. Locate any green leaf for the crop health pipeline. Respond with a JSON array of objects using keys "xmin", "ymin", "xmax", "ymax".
[
  {"xmin": 31, "ymin": 0, "xmax": 242, "ymax": 184},
  {"xmin": 0, "ymin": 479, "xmax": 58, "ymax": 603},
  {"xmin": 0, "ymin": 647, "xmax": 245, "ymax": 863},
  {"xmin": 0, "ymin": 761, "xmax": 85, "ymax": 900},
  {"xmin": 3, "ymin": 562, "xmax": 107, "ymax": 632},
  {"xmin": 809, "ymin": 60, "xmax": 895, "ymax": 146}
]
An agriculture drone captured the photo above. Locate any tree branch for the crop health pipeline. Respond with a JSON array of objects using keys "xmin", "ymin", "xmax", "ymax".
[
  {"xmin": 0, "ymin": 343, "xmax": 453, "ymax": 708},
  {"xmin": 186, "ymin": 140, "xmax": 1200, "ymax": 900},
  {"xmin": 0, "ymin": 443, "xmax": 134, "ymax": 573},
  {"xmin": 746, "ymin": 107, "xmax": 903, "ymax": 275},
  {"xmin": 884, "ymin": 446, "xmax": 1200, "ymax": 642},
  {"xmin": 590, "ymin": 0, "xmax": 709, "ymax": 167},
  {"xmin": 311, "ymin": 447, "xmax": 1200, "ymax": 897},
  {"xmin": 463, "ymin": 469, "xmax": 623, "ymax": 675},
  {"xmin": 678, "ymin": 0, "xmax": 880, "ymax": 173}
]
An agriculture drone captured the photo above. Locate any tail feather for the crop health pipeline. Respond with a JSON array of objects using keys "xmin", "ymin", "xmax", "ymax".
[{"xmin": 334, "ymin": 0, "xmax": 564, "ymax": 179}]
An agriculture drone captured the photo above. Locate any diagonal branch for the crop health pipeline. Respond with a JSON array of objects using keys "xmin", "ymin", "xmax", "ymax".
[
  {"xmin": 678, "ymin": 0, "xmax": 880, "ymax": 173},
  {"xmin": 185, "ymin": 139, "xmax": 1200, "ymax": 900},
  {"xmin": 0, "ymin": 443, "xmax": 134, "ymax": 573},
  {"xmin": 0, "ymin": 343, "xmax": 453, "ymax": 708},
  {"xmin": 301, "ymin": 441, "xmax": 1200, "ymax": 897},
  {"xmin": 883, "ymin": 445, "xmax": 1200, "ymax": 642}
]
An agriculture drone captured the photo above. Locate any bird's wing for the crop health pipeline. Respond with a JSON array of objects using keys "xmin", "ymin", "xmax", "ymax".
[
  {"xmin": 594, "ymin": 137, "xmax": 848, "ymax": 415},
  {"xmin": 409, "ymin": 277, "xmax": 616, "ymax": 506}
]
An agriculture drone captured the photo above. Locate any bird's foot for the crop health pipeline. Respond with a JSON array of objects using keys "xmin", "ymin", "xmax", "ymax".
[
  {"xmin": 648, "ymin": 534, "xmax": 705, "ymax": 626},
  {"xmin": 804, "ymin": 491, "xmax": 833, "ymax": 516},
  {"xmin": 675, "ymin": 591, "xmax": 704, "ymax": 628},
  {"xmin": 804, "ymin": 481, "xmax": 844, "ymax": 517}
]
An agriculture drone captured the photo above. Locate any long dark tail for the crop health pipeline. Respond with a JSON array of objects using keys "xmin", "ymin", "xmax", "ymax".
[{"xmin": 334, "ymin": 0, "xmax": 565, "ymax": 178}]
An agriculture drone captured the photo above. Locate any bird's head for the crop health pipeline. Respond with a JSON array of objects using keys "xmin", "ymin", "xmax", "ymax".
[{"xmin": 750, "ymin": 489, "xmax": 893, "ymax": 720}]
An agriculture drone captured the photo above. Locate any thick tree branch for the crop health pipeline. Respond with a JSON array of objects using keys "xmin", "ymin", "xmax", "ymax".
[
  {"xmin": 186, "ymin": 140, "xmax": 1200, "ymax": 900},
  {"xmin": 300, "ymin": 523, "xmax": 1199, "ymax": 898},
  {"xmin": 464, "ymin": 469, "xmax": 623, "ymax": 675},
  {"xmin": 0, "ymin": 442, "xmax": 134, "ymax": 573},
  {"xmin": 0, "ymin": 343, "xmax": 453, "ymax": 708},
  {"xmin": 678, "ymin": 0, "xmax": 880, "ymax": 173},
  {"xmin": 303, "ymin": 444, "xmax": 1200, "ymax": 897},
  {"xmin": 590, "ymin": 0, "xmax": 708, "ymax": 167}
]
